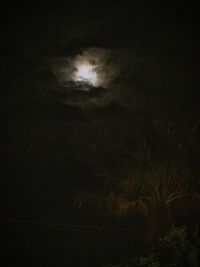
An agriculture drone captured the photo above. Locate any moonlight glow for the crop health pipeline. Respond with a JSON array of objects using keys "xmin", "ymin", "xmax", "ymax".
[{"xmin": 75, "ymin": 64, "xmax": 97, "ymax": 86}]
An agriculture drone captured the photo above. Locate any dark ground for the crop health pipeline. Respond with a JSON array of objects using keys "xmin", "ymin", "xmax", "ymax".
[{"xmin": 1, "ymin": 220, "xmax": 146, "ymax": 267}]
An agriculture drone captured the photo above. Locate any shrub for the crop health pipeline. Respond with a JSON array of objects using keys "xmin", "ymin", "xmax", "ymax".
[{"xmin": 104, "ymin": 226, "xmax": 200, "ymax": 267}]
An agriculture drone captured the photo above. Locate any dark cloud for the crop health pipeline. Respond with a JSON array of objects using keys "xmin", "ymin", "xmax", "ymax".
[{"xmin": 49, "ymin": 46, "xmax": 173, "ymax": 108}]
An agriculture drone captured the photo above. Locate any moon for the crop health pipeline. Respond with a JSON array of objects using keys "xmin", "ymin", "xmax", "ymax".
[{"xmin": 75, "ymin": 64, "xmax": 97, "ymax": 86}]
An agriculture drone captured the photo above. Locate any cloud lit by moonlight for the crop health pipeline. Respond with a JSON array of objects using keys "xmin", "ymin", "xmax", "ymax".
[
  {"xmin": 50, "ymin": 47, "xmax": 119, "ymax": 90},
  {"xmin": 50, "ymin": 47, "xmax": 162, "ymax": 107}
]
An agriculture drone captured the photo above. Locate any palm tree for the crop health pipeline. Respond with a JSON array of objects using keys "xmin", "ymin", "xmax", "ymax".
[
  {"xmin": 74, "ymin": 119, "xmax": 200, "ymax": 240},
  {"xmin": 74, "ymin": 162, "xmax": 192, "ymax": 240}
]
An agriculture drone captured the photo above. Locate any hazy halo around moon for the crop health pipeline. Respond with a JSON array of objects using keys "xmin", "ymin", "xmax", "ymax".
[{"xmin": 50, "ymin": 47, "xmax": 121, "ymax": 90}]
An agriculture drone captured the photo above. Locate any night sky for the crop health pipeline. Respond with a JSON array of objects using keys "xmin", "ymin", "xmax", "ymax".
[{"xmin": 1, "ymin": 3, "xmax": 200, "ymax": 267}]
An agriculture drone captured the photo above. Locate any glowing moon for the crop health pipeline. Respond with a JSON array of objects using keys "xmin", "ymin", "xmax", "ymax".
[{"xmin": 75, "ymin": 64, "xmax": 97, "ymax": 86}]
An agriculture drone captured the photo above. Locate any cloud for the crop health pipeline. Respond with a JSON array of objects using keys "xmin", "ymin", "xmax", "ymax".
[
  {"xmin": 50, "ymin": 47, "xmax": 120, "ymax": 106},
  {"xmin": 50, "ymin": 46, "xmax": 167, "ymax": 107},
  {"xmin": 50, "ymin": 48, "xmax": 120, "ymax": 88}
]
